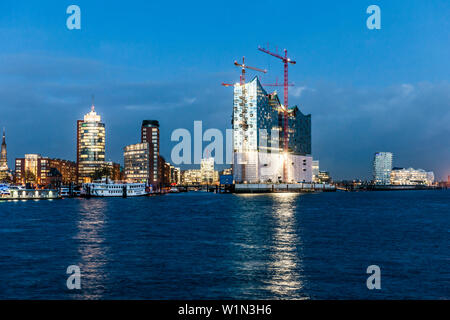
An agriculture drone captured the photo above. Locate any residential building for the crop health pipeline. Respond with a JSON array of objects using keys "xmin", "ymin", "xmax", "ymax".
[
  {"xmin": 141, "ymin": 120, "xmax": 160, "ymax": 186},
  {"xmin": 373, "ymin": 152, "xmax": 393, "ymax": 185},
  {"xmin": 77, "ymin": 105, "xmax": 105, "ymax": 183},
  {"xmin": 15, "ymin": 154, "xmax": 76, "ymax": 186}
]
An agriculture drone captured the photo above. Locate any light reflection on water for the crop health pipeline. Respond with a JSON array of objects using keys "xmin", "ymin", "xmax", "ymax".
[
  {"xmin": 265, "ymin": 193, "xmax": 307, "ymax": 299},
  {"xmin": 73, "ymin": 199, "xmax": 109, "ymax": 299}
]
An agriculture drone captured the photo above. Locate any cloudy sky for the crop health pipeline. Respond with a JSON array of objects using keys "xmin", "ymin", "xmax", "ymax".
[{"xmin": 0, "ymin": 0, "xmax": 448, "ymax": 180}]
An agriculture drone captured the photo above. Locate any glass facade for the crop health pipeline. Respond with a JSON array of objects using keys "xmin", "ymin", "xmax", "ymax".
[
  {"xmin": 124, "ymin": 142, "xmax": 150, "ymax": 183},
  {"xmin": 233, "ymin": 77, "xmax": 280, "ymax": 153},
  {"xmin": 232, "ymin": 76, "xmax": 313, "ymax": 183},
  {"xmin": 390, "ymin": 167, "xmax": 434, "ymax": 186},
  {"xmin": 373, "ymin": 152, "xmax": 393, "ymax": 185},
  {"xmin": 77, "ymin": 107, "xmax": 106, "ymax": 183},
  {"xmin": 287, "ymin": 106, "xmax": 311, "ymax": 155}
]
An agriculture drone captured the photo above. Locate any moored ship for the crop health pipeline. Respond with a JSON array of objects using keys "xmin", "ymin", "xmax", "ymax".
[{"xmin": 81, "ymin": 179, "xmax": 150, "ymax": 197}]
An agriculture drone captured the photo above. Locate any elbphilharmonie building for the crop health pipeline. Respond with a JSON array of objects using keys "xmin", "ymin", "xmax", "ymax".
[{"xmin": 232, "ymin": 77, "xmax": 312, "ymax": 184}]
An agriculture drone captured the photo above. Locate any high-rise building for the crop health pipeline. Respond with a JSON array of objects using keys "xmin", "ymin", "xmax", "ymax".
[
  {"xmin": 141, "ymin": 120, "xmax": 160, "ymax": 186},
  {"xmin": 0, "ymin": 128, "xmax": 8, "ymax": 171},
  {"xmin": 232, "ymin": 76, "xmax": 312, "ymax": 184},
  {"xmin": 15, "ymin": 154, "xmax": 76, "ymax": 186},
  {"xmin": 373, "ymin": 152, "xmax": 393, "ymax": 185},
  {"xmin": 77, "ymin": 105, "xmax": 106, "ymax": 184},
  {"xmin": 124, "ymin": 142, "xmax": 150, "ymax": 183}
]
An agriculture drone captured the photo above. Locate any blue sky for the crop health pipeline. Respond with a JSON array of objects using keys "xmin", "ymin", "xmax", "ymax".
[{"xmin": 0, "ymin": 0, "xmax": 449, "ymax": 179}]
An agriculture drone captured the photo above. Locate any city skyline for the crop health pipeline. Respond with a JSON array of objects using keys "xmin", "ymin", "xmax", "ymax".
[{"xmin": 0, "ymin": 0, "xmax": 448, "ymax": 180}]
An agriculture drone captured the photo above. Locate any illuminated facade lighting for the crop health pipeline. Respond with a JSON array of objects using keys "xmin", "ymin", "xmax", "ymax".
[{"xmin": 77, "ymin": 106, "xmax": 106, "ymax": 184}]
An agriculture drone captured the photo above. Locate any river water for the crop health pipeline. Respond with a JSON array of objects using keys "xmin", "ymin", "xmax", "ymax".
[{"xmin": 0, "ymin": 190, "xmax": 448, "ymax": 299}]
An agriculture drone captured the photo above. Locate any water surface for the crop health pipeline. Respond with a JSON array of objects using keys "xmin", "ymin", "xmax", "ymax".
[{"xmin": 0, "ymin": 190, "xmax": 448, "ymax": 299}]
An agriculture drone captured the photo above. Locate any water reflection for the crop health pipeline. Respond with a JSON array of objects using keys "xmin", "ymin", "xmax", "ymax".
[
  {"xmin": 265, "ymin": 193, "xmax": 306, "ymax": 299},
  {"xmin": 73, "ymin": 199, "xmax": 109, "ymax": 299}
]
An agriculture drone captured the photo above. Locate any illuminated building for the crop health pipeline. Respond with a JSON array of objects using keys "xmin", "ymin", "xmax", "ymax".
[
  {"xmin": 232, "ymin": 77, "xmax": 312, "ymax": 183},
  {"xmin": 141, "ymin": 120, "xmax": 160, "ymax": 186},
  {"xmin": 201, "ymin": 157, "xmax": 217, "ymax": 184},
  {"xmin": 124, "ymin": 142, "xmax": 150, "ymax": 183},
  {"xmin": 373, "ymin": 152, "xmax": 393, "ymax": 185},
  {"xmin": 173, "ymin": 167, "xmax": 181, "ymax": 185},
  {"xmin": 390, "ymin": 167, "xmax": 434, "ymax": 186},
  {"xmin": 104, "ymin": 161, "xmax": 122, "ymax": 181},
  {"xmin": 77, "ymin": 105, "xmax": 106, "ymax": 184},
  {"xmin": 0, "ymin": 129, "xmax": 10, "ymax": 181},
  {"xmin": 312, "ymin": 160, "xmax": 320, "ymax": 182},
  {"xmin": 182, "ymin": 169, "xmax": 202, "ymax": 185},
  {"xmin": 0, "ymin": 129, "xmax": 8, "ymax": 171},
  {"xmin": 317, "ymin": 171, "xmax": 331, "ymax": 184},
  {"xmin": 15, "ymin": 154, "xmax": 76, "ymax": 186}
]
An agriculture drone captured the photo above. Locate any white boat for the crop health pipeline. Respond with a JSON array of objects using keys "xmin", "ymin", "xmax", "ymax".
[{"xmin": 81, "ymin": 179, "xmax": 149, "ymax": 197}]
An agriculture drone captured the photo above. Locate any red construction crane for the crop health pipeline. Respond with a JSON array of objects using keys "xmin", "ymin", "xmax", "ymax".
[
  {"xmin": 258, "ymin": 46, "xmax": 296, "ymax": 182},
  {"xmin": 222, "ymin": 56, "xmax": 267, "ymax": 87}
]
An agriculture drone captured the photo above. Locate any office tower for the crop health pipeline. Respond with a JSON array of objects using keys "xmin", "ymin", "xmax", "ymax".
[
  {"xmin": 390, "ymin": 167, "xmax": 434, "ymax": 186},
  {"xmin": 0, "ymin": 128, "xmax": 8, "ymax": 171},
  {"xmin": 373, "ymin": 152, "xmax": 393, "ymax": 185},
  {"xmin": 141, "ymin": 120, "xmax": 159, "ymax": 186},
  {"xmin": 124, "ymin": 142, "xmax": 150, "ymax": 183},
  {"xmin": 77, "ymin": 105, "xmax": 106, "ymax": 184}
]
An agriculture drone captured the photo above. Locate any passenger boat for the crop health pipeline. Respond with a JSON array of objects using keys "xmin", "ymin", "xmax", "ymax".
[{"xmin": 81, "ymin": 179, "xmax": 149, "ymax": 197}]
